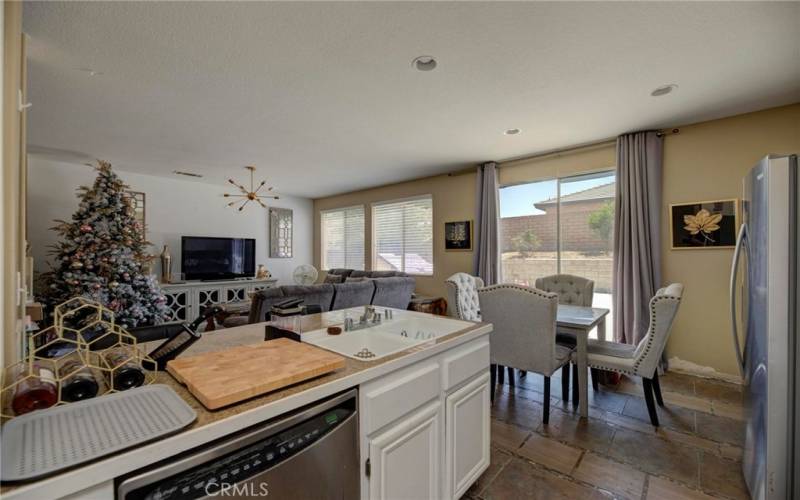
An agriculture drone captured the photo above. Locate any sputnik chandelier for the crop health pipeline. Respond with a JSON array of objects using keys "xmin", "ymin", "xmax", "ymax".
[{"xmin": 223, "ymin": 166, "xmax": 279, "ymax": 212}]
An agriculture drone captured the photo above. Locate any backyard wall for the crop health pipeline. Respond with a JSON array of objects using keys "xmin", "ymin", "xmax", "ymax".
[{"xmin": 500, "ymin": 198, "xmax": 613, "ymax": 253}]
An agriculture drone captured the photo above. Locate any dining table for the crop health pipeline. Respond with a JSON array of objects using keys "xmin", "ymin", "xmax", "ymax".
[{"xmin": 557, "ymin": 304, "xmax": 610, "ymax": 418}]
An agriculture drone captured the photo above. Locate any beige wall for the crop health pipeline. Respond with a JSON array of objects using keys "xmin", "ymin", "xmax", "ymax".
[
  {"xmin": 312, "ymin": 103, "xmax": 799, "ymax": 377},
  {"xmin": 662, "ymin": 103, "xmax": 800, "ymax": 376},
  {"xmin": 314, "ymin": 172, "xmax": 476, "ymax": 298}
]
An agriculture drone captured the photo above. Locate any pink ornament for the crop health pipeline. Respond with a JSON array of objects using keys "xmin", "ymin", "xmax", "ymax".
[{"xmin": 80, "ymin": 224, "xmax": 93, "ymax": 233}]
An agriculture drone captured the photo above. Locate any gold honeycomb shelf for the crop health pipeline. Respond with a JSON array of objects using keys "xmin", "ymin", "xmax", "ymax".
[{"xmin": 1, "ymin": 298, "xmax": 156, "ymax": 421}]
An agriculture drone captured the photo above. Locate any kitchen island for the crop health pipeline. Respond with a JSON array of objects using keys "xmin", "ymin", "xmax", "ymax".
[{"xmin": 1, "ymin": 308, "xmax": 492, "ymax": 500}]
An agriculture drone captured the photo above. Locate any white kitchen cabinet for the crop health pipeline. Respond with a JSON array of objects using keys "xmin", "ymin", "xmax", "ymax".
[
  {"xmin": 445, "ymin": 372, "xmax": 491, "ymax": 500},
  {"xmin": 368, "ymin": 401, "xmax": 442, "ymax": 500},
  {"xmin": 360, "ymin": 337, "xmax": 491, "ymax": 500}
]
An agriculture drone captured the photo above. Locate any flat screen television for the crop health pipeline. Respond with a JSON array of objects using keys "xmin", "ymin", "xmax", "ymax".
[{"xmin": 181, "ymin": 236, "xmax": 256, "ymax": 281}]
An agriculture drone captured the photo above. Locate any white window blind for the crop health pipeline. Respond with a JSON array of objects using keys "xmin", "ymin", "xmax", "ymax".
[
  {"xmin": 372, "ymin": 196, "xmax": 433, "ymax": 275},
  {"xmin": 321, "ymin": 206, "xmax": 365, "ymax": 270}
]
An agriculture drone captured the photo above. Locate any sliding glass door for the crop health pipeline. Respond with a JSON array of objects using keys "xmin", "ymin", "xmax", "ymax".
[{"xmin": 499, "ymin": 170, "xmax": 616, "ymax": 338}]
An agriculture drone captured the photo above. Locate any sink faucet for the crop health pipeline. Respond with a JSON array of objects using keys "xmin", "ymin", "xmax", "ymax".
[{"xmin": 344, "ymin": 307, "xmax": 390, "ymax": 332}]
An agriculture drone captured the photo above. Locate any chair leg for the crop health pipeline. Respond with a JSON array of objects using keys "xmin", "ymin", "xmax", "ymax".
[
  {"xmin": 543, "ymin": 376, "xmax": 551, "ymax": 425},
  {"xmin": 652, "ymin": 372, "xmax": 664, "ymax": 406},
  {"xmin": 642, "ymin": 378, "xmax": 660, "ymax": 427},
  {"xmin": 591, "ymin": 368, "xmax": 599, "ymax": 392},
  {"xmin": 519, "ymin": 369, "xmax": 527, "ymax": 378},
  {"xmin": 561, "ymin": 365, "xmax": 570, "ymax": 401},
  {"xmin": 507, "ymin": 366, "xmax": 515, "ymax": 387},
  {"xmin": 571, "ymin": 363, "xmax": 579, "ymax": 405},
  {"xmin": 498, "ymin": 365, "xmax": 505, "ymax": 385},
  {"xmin": 490, "ymin": 364, "xmax": 497, "ymax": 404}
]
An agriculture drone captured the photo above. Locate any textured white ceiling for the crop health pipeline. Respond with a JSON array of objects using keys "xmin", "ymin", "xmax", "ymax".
[{"xmin": 24, "ymin": 2, "xmax": 800, "ymax": 198}]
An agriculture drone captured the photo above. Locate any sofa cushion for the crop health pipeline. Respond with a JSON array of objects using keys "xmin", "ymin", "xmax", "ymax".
[
  {"xmin": 368, "ymin": 270, "xmax": 407, "ymax": 278},
  {"xmin": 327, "ymin": 268, "xmax": 353, "ymax": 279},
  {"xmin": 372, "ymin": 277, "xmax": 416, "ymax": 309},
  {"xmin": 345, "ymin": 277, "xmax": 368, "ymax": 282},
  {"xmin": 281, "ymin": 284, "xmax": 335, "ymax": 312},
  {"xmin": 350, "ymin": 270, "xmax": 370, "ymax": 278},
  {"xmin": 331, "ymin": 280, "xmax": 376, "ymax": 310},
  {"xmin": 324, "ymin": 273, "xmax": 344, "ymax": 284}
]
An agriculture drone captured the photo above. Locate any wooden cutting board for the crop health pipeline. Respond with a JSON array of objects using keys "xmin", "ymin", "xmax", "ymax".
[{"xmin": 167, "ymin": 338, "xmax": 345, "ymax": 410}]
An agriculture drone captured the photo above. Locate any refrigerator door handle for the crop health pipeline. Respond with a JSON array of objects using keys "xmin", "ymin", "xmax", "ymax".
[{"xmin": 729, "ymin": 222, "xmax": 748, "ymax": 377}]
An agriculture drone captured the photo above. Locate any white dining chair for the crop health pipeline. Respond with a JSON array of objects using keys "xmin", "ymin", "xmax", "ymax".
[
  {"xmin": 478, "ymin": 283, "xmax": 573, "ymax": 424},
  {"xmin": 570, "ymin": 283, "xmax": 684, "ymax": 426},
  {"xmin": 535, "ymin": 274, "xmax": 595, "ymax": 403}
]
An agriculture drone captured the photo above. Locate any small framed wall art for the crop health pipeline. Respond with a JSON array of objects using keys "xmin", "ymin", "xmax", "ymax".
[
  {"xmin": 269, "ymin": 207, "xmax": 293, "ymax": 258},
  {"xmin": 670, "ymin": 199, "xmax": 738, "ymax": 249},
  {"xmin": 445, "ymin": 220, "xmax": 473, "ymax": 251}
]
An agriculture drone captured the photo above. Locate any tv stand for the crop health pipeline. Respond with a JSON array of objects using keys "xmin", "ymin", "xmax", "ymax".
[{"xmin": 159, "ymin": 278, "xmax": 277, "ymax": 322}]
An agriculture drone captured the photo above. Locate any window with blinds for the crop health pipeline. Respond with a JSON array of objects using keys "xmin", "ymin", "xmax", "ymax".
[
  {"xmin": 372, "ymin": 196, "xmax": 433, "ymax": 275},
  {"xmin": 321, "ymin": 206, "xmax": 365, "ymax": 270}
]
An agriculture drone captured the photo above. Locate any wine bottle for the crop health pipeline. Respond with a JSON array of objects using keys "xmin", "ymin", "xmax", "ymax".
[
  {"xmin": 104, "ymin": 347, "xmax": 145, "ymax": 390},
  {"xmin": 11, "ymin": 363, "xmax": 58, "ymax": 415},
  {"xmin": 60, "ymin": 359, "xmax": 99, "ymax": 402}
]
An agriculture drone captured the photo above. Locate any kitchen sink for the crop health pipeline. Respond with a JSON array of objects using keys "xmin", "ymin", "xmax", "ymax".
[{"xmin": 301, "ymin": 309, "xmax": 472, "ymax": 361}]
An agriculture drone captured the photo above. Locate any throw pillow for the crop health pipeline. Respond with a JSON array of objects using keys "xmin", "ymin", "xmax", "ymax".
[{"xmin": 324, "ymin": 274, "xmax": 344, "ymax": 284}]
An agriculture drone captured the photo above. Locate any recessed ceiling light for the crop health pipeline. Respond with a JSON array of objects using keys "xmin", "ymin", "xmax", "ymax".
[
  {"xmin": 651, "ymin": 84, "xmax": 678, "ymax": 97},
  {"xmin": 504, "ymin": 128, "xmax": 521, "ymax": 135},
  {"xmin": 412, "ymin": 56, "xmax": 437, "ymax": 72}
]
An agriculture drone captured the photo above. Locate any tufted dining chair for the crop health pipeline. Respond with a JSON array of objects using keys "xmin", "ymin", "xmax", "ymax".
[
  {"xmin": 478, "ymin": 284, "xmax": 573, "ymax": 424},
  {"xmin": 445, "ymin": 273, "xmax": 520, "ymax": 389},
  {"xmin": 570, "ymin": 283, "xmax": 684, "ymax": 427},
  {"xmin": 534, "ymin": 274, "xmax": 595, "ymax": 307},
  {"xmin": 534, "ymin": 274, "xmax": 595, "ymax": 401},
  {"xmin": 444, "ymin": 272, "xmax": 484, "ymax": 322}
]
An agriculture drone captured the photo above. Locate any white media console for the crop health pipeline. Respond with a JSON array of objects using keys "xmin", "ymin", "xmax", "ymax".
[{"xmin": 160, "ymin": 278, "xmax": 278, "ymax": 322}]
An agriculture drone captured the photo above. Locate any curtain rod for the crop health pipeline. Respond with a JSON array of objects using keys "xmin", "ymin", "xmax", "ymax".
[
  {"xmin": 447, "ymin": 128, "xmax": 680, "ymax": 177},
  {"xmin": 498, "ymin": 128, "xmax": 680, "ymax": 166}
]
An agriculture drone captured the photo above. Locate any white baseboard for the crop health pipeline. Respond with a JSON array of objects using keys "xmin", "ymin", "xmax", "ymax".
[{"xmin": 667, "ymin": 356, "xmax": 743, "ymax": 385}]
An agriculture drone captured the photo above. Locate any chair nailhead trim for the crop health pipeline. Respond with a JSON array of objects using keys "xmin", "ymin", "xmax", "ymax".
[
  {"xmin": 631, "ymin": 295, "xmax": 681, "ymax": 374},
  {"xmin": 479, "ymin": 284, "xmax": 557, "ymax": 300},
  {"xmin": 579, "ymin": 292, "xmax": 682, "ymax": 378}
]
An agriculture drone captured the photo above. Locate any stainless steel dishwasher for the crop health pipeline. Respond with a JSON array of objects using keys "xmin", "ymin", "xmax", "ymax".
[{"xmin": 117, "ymin": 389, "xmax": 359, "ymax": 499}]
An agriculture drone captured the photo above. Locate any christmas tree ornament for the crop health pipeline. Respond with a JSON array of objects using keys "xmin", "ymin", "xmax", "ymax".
[{"xmin": 223, "ymin": 165, "xmax": 279, "ymax": 212}]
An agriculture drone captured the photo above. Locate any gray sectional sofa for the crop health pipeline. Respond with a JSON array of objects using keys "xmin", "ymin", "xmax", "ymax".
[{"xmin": 242, "ymin": 270, "xmax": 416, "ymax": 324}]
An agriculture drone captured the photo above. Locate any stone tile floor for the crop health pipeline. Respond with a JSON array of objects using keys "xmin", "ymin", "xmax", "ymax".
[{"xmin": 465, "ymin": 371, "xmax": 748, "ymax": 500}]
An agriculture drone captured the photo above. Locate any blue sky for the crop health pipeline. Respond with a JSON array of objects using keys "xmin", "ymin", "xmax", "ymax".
[{"xmin": 499, "ymin": 174, "xmax": 615, "ymax": 218}]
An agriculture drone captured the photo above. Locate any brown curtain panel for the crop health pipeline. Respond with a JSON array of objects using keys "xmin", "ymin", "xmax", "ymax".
[{"xmin": 613, "ymin": 131, "xmax": 663, "ymax": 345}]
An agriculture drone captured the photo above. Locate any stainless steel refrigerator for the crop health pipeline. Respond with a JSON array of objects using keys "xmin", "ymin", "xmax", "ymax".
[{"xmin": 730, "ymin": 154, "xmax": 798, "ymax": 500}]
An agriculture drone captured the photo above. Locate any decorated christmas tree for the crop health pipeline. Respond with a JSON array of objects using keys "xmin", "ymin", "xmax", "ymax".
[{"xmin": 40, "ymin": 160, "xmax": 168, "ymax": 329}]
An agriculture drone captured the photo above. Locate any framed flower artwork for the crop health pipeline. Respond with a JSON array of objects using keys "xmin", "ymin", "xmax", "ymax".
[{"xmin": 670, "ymin": 199, "xmax": 738, "ymax": 249}]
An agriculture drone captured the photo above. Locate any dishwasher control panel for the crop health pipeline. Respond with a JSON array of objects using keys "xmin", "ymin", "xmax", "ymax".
[{"xmin": 118, "ymin": 392, "xmax": 357, "ymax": 500}]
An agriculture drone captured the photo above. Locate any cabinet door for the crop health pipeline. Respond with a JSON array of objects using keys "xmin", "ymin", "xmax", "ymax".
[
  {"xmin": 368, "ymin": 401, "xmax": 441, "ymax": 500},
  {"xmin": 445, "ymin": 372, "xmax": 491, "ymax": 500},
  {"xmin": 223, "ymin": 285, "xmax": 248, "ymax": 303},
  {"xmin": 163, "ymin": 289, "xmax": 190, "ymax": 322}
]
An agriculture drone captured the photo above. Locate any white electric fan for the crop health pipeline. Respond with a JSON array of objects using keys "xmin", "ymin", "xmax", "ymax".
[{"xmin": 293, "ymin": 264, "xmax": 319, "ymax": 285}]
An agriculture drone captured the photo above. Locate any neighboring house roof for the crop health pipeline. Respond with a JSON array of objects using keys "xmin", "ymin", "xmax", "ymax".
[
  {"xmin": 534, "ymin": 181, "xmax": 615, "ymax": 209},
  {"xmin": 377, "ymin": 252, "xmax": 432, "ymax": 274}
]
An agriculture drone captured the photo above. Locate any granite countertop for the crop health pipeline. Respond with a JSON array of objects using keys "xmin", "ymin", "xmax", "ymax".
[{"xmin": 1, "ymin": 309, "xmax": 491, "ymax": 499}]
